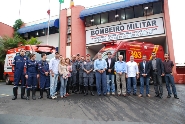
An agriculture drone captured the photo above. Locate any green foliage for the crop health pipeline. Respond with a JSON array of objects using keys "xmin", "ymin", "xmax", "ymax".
[
  {"xmin": 25, "ymin": 37, "xmax": 42, "ymax": 45},
  {"xmin": 0, "ymin": 35, "xmax": 26, "ymax": 62},
  {"xmin": 13, "ymin": 19, "xmax": 24, "ymax": 32}
]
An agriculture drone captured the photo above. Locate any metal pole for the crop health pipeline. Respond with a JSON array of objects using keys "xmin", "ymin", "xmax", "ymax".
[
  {"xmin": 19, "ymin": 0, "xmax": 21, "ymax": 19},
  {"xmin": 58, "ymin": 3, "xmax": 61, "ymax": 53},
  {"xmin": 46, "ymin": 0, "xmax": 50, "ymax": 45}
]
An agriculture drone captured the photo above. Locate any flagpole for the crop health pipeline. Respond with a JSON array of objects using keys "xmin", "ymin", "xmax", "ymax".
[
  {"xmin": 58, "ymin": 3, "xmax": 61, "ymax": 53},
  {"xmin": 47, "ymin": 0, "xmax": 51, "ymax": 45},
  {"xmin": 19, "ymin": 0, "xmax": 21, "ymax": 19}
]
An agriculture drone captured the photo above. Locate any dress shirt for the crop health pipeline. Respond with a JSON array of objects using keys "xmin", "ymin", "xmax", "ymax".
[
  {"xmin": 49, "ymin": 57, "xmax": 60, "ymax": 74},
  {"xmin": 126, "ymin": 61, "xmax": 139, "ymax": 77},
  {"xmin": 108, "ymin": 58, "xmax": 111, "ymax": 67},
  {"xmin": 94, "ymin": 59, "xmax": 107, "ymax": 70},
  {"xmin": 115, "ymin": 61, "xmax": 127, "ymax": 73}
]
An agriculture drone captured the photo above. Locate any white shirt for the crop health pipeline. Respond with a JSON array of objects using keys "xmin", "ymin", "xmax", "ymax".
[
  {"xmin": 126, "ymin": 61, "xmax": 139, "ymax": 77},
  {"xmin": 108, "ymin": 58, "xmax": 111, "ymax": 67},
  {"xmin": 49, "ymin": 57, "xmax": 60, "ymax": 74}
]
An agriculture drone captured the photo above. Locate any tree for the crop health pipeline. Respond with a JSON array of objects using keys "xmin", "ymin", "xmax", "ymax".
[
  {"xmin": 0, "ymin": 35, "xmax": 26, "ymax": 62},
  {"xmin": 13, "ymin": 19, "xmax": 24, "ymax": 37},
  {"xmin": 25, "ymin": 37, "xmax": 42, "ymax": 45}
]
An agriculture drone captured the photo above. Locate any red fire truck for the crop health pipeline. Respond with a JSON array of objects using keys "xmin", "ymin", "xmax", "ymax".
[
  {"xmin": 93, "ymin": 41, "xmax": 164, "ymax": 62},
  {"xmin": 3, "ymin": 45, "xmax": 56, "ymax": 85}
]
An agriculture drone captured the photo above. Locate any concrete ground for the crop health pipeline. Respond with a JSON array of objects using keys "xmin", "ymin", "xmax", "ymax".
[{"xmin": 0, "ymin": 82, "xmax": 185, "ymax": 124}]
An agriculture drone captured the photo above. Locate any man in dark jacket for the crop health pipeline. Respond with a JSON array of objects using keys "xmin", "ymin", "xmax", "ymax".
[
  {"xmin": 149, "ymin": 52, "xmax": 165, "ymax": 98},
  {"xmin": 105, "ymin": 52, "xmax": 116, "ymax": 95},
  {"xmin": 138, "ymin": 55, "xmax": 151, "ymax": 97}
]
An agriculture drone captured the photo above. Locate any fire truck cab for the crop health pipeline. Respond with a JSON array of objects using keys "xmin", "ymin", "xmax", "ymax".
[
  {"xmin": 93, "ymin": 41, "xmax": 164, "ymax": 62},
  {"xmin": 3, "ymin": 45, "xmax": 56, "ymax": 85}
]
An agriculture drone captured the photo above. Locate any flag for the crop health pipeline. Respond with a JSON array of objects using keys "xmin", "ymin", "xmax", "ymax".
[
  {"xmin": 47, "ymin": 10, "xmax": 50, "ymax": 15},
  {"xmin": 59, "ymin": 0, "xmax": 64, "ymax": 3},
  {"xmin": 70, "ymin": 0, "xmax": 74, "ymax": 8}
]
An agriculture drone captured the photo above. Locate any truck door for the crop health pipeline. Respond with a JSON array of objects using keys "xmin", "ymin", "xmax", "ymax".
[{"xmin": 116, "ymin": 50, "xmax": 126, "ymax": 61}]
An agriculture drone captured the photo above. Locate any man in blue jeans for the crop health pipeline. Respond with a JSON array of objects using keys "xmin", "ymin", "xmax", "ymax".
[
  {"xmin": 105, "ymin": 52, "xmax": 116, "ymax": 95},
  {"xmin": 49, "ymin": 52, "xmax": 60, "ymax": 99},
  {"xmin": 94, "ymin": 53, "xmax": 107, "ymax": 96},
  {"xmin": 138, "ymin": 55, "xmax": 151, "ymax": 97},
  {"xmin": 163, "ymin": 53, "xmax": 179, "ymax": 99},
  {"xmin": 126, "ymin": 56, "xmax": 139, "ymax": 96}
]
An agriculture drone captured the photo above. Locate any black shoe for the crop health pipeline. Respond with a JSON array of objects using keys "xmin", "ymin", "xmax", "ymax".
[
  {"xmin": 12, "ymin": 87, "xmax": 18, "ymax": 100},
  {"xmin": 38, "ymin": 89, "xmax": 43, "ymax": 99},
  {"xmin": 98, "ymin": 94, "xmax": 101, "ymax": 96},
  {"xmin": 155, "ymin": 94, "xmax": 159, "ymax": 97},
  {"xmin": 174, "ymin": 95, "xmax": 179, "ymax": 99},
  {"xmin": 159, "ymin": 95, "xmax": 163, "ymax": 99},
  {"xmin": 79, "ymin": 85, "xmax": 83, "ymax": 94},
  {"xmin": 84, "ymin": 86, "xmax": 88, "ymax": 96},
  {"xmin": 90, "ymin": 86, "xmax": 94, "ymax": 96},
  {"xmin": 103, "ymin": 94, "xmax": 106, "ymax": 96},
  {"xmin": 26, "ymin": 88, "xmax": 30, "ymax": 100},
  {"xmin": 133, "ymin": 93, "xmax": 137, "ymax": 96},
  {"xmin": 21, "ymin": 87, "xmax": 26, "ymax": 99},
  {"xmin": 167, "ymin": 95, "xmax": 171, "ymax": 98},
  {"xmin": 32, "ymin": 89, "xmax": 36, "ymax": 100}
]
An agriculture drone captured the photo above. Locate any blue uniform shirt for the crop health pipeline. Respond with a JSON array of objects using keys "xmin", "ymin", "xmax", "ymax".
[
  {"xmin": 115, "ymin": 61, "xmax": 127, "ymax": 73},
  {"xmin": 12, "ymin": 55, "xmax": 28, "ymax": 72},
  {"xmin": 38, "ymin": 60, "xmax": 49, "ymax": 75},
  {"xmin": 94, "ymin": 59, "xmax": 107, "ymax": 70},
  {"xmin": 26, "ymin": 60, "xmax": 38, "ymax": 74}
]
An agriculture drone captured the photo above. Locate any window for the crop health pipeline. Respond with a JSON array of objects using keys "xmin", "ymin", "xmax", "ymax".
[
  {"xmin": 125, "ymin": 7, "xmax": 134, "ymax": 20},
  {"xmin": 143, "ymin": 3, "xmax": 153, "ymax": 16},
  {"xmin": 85, "ymin": 16, "xmax": 92, "ymax": 27},
  {"xmin": 109, "ymin": 10, "xmax": 116, "ymax": 22},
  {"xmin": 120, "ymin": 9, "xmax": 126, "ymax": 20},
  {"xmin": 101, "ymin": 13, "xmax": 108, "ymax": 24},
  {"xmin": 134, "ymin": 5, "xmax": 143, "ymax": 18},
  {"xmin": 93, "ymin": 14, "xmax": 100, "ymax": 25},
  {"xmin": 68, "ymin": 17, "xmax": 71, "ymax": 25},
  {"xmin": 153, "ymin": 1, "xmax": 163, "ymax": 14}
]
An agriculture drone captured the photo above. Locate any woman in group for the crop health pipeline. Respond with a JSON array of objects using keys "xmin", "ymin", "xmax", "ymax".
[
  {"xmin": 65, "ymin": 58, "xmax": 72, "ymax": 96},
  {"xmin": 58, "ymin": 57, "xmax": 69, "ymax": 98},
  {"xmin": 25, "ymin": 53, "xmax": 39, "ymax": 100}
]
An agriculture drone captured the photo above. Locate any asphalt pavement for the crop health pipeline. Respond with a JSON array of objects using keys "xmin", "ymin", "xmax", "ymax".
[{"xmin": 0, "ymin": 82, "xmax": 185, "ymax": 124}]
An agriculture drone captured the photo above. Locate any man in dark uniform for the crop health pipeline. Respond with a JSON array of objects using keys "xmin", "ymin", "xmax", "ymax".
[
  {"xmin": 38, "ymin": 53, "xmax": 51, "ymax": 99},
  {"xmin": 149, "ymin": 52, "xmax": 165, "ymax": 99},
  {"xmin": 12, "ymin": 49, "xmax": 28, "ymax": 100},
  {"xmin": 76, "ymin": 53, "xmax": 81, "ymax": 92},
  {"xmin": 79, "ymin": 56, "xmax": 85, "ymax": 94},
  {"xmin": 71, "ymin": 55, "xmax": 78, "ymax": 93},
  {"xmin": 83, "ymin": 54, "xmax": 94, "ymax": 96},
  {"xmin": 163, "ymin": 53, "xmax": 179, "ymax": 99}
]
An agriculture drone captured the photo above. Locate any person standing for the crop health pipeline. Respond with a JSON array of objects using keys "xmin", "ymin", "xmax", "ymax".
[
  {"xmin": 126, "ymin": 56, "xmax": 139, "ymax": 96},
  {"xmin": 163, "ymin": 53, "xmax": 179, "ymax": 99},
  {"xmin": 94, "ymin": 53, "xmax": 107, "ymax": 96},
  {"xmin": 105, "ymin": 52, "xmax": 116, "ymax": 95},
  {"xmin": 66, "ymin": 58, "xmax": 72, "ymax": 95},
  {"xmin": 79, "ymin": 56, "xmax": 85, "ymax": 94},
  {"xmin": 76, "ymin": 53, "xmax": 81, "ymax": 92},
  {"xmin": 25, "ymin": 54, "xmax": 39, "ymax": 100},
  {"xmin": 58, "ymin": 58, "xmax": 69, "ymax": 98},
  {"xmin": 138, "ymin": 55, "xmax": 151, "ymax": 97},
  {"xmin": 49, "ymin": 52, "xmax": 60, "ymax": 99},
  {"xmin": 12, "ymin": 49, "xmax": 28, "ymax": 100},
  {"xmin": 115, "ymin": 55, "xmax": 127, "ymax": 96},
  {"xmin": 149, "ymin": 52, "xmax": 164, "ymax": 99},
  {"xmin": 38, "ymin": 53, "xmax": 51, "ymax": 99},
  {"xmin": 83, "ymin": 54, "xmax": 94, "ymax": 96},
  {"xmin": 71, "ymin": 55, "xmax": 78, "ymax": 93}
]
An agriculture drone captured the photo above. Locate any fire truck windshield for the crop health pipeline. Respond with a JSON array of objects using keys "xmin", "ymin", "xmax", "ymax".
[{"xmin": 99, "ymin": 50, "xmax": 115, "ymax": 59}]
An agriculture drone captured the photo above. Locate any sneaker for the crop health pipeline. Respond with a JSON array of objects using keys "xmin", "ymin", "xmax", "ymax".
[
  {"xmin": 55, "ymin": 92, "xmax": 58, "ymax": 95},
  {"xmin": 174, "ymin": 95, "xmax": 179, "ymax": 99},
  {"xmin": 51, "ymin": 96, "xmax": 56, "ymax": 99},
  {"xmin": 66, "ymin": 93, "xmax": 69, "ymax": 96},
  {"xmin": 133, "ymin": 93, "xmax": 137, "ymax": 96},
  {"xmin": 138, "ymin": 94, "xmax": 143, "ymax": 97},
  {"xmin": 107, "ymin": 92, "xmax": 110, "ymax": 95},
  {"xmin": 167, "ymin": 95, "xmax": 171, "ymax": 98},
  {"xmin": 146, "ymin": 94, "xmax": 151, "ymax": 97},
  {"xmin": 112, "ymin": 92, "xmax": 115, "ymax": 96}
]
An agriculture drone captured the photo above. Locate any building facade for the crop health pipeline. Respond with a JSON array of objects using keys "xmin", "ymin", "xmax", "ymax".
[{"xmin": 17, "ymin": 0, "xmax": 185, "ymax": 83}]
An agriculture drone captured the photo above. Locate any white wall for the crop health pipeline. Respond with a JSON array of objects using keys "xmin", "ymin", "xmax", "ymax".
[
  {"xmin": 37, "ymin": 33, "xmax": 59, "ymax": 47},
  {"xmin": 66, "ymin": 46, "xmax": 71, "ymax": 58},
  {"xmin": 168, "ymin": 0, "xmax": 185, "ymax": 65}
]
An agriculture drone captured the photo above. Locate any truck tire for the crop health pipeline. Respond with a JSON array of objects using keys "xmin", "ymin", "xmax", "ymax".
[{"xmin": 5, "ymin": 75, "xmax": 12, "ymax": 85}]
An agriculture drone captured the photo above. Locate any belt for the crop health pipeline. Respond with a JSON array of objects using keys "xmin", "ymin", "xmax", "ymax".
[{"xmin": 153, "ymin": 69, "xmax": 158, "ymax": 72}]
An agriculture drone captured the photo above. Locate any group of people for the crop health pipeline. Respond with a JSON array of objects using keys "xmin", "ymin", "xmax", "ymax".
[{"xmin": 11, "ymin": 49, "xmax": 179, "ymax": 100}]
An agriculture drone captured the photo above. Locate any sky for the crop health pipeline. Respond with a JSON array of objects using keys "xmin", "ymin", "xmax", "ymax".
[{"xmin": 0, "ymin": 0, "xmax": 122, "ymax": 26}]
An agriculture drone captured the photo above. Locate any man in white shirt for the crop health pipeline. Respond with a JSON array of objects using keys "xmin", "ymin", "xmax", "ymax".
[
  {"xmin": 49, "ymin": 52, "xmax": 60, "ymax": 99},
  {"xmin": 126, "ymin": 56, "xmax": 139, "ymax": 96}
]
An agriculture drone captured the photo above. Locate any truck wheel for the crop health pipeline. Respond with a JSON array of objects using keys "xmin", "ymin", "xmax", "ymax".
[{"xmin": 5, "ymin": 75, "xmax": 12, "ymax": 85}]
